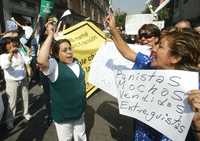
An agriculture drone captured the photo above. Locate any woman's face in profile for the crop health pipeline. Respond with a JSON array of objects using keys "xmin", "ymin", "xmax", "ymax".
[
  {"xmin": 58, "ymin": 41, "xmax": 74, "ymax": 64},
  {"xmin": 151, "ymin": 36, "xmax": 177, "ymax": 69}
]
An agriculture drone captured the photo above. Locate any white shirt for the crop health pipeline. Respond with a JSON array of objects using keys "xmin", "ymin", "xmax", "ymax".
[
  {"xmin": 0, "ymin": 52, "xmax": 30, "ymax": 81},
  {"xmin": 43, "ymin": 58, "xmax": 80, "ymax": 82},
  {"xmin": 20, "ymin": 25, "xmax": 33, "ymax": 46}
]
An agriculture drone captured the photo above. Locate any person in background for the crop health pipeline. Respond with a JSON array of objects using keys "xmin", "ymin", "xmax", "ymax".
[
  {"xmin": 37, "ymin": 16, "xmax": 59, "ymax": 125},
  {"xmin": 137, "ymin": 24, "xmax": 160, "ymax": 47},
  {"xmin": 106, "ymin": 14, "xmax": 200, "ymax": 141},
  {"xmin": 175, "ymin": 19, "xmax": 192, "ymax": 29},
  {"xmin": 11, "ymin": 17, "xmax": 33, "ymax": 47},
  {"xmin": 0, "ymin": 37, "xmax": 32, "ymax": 130},
  {"xmin": 37, "ymin": 22, "xmax": 87, "ymax": 141},
  {"xmin": 108, "ymin": 22, "xmax": 161, "ymax": 69}
]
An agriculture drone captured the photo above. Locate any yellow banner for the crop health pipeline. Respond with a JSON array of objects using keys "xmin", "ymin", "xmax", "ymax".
[{"xmin": 57, "ymin": 21, "xmax": 106, "ymax": 97}]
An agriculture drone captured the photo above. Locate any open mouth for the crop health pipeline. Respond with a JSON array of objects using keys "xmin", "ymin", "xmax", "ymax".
[{"xmin": 66, "ymin": 55, "xmax": 72, "ymax": 58}]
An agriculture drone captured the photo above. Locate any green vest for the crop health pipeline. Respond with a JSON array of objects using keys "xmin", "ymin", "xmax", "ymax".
[{"xmin": 49, "ymin": 60, "xmax": 86, "ymax": 123}]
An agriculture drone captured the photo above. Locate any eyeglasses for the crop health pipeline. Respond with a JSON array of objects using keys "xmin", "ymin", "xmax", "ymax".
[{"xmin": 139, "ymin": 31, "xmax": 154, "ymax": 39}]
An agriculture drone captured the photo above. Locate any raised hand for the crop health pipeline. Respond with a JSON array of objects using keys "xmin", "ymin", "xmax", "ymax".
[
  {"xmin": 105, "ymin": 15, "xmax": 116, "ymax": 31},
  {"xmin": 188, "ymin": 90, "xmax": 200, "ymax": 113},
  {"xmin": 188, "ymin": 90, "xmax": 200, "ymax": 131},
  {"xmin": 45, "ymin": 21, "xmax": 56, "ymax": 36}
]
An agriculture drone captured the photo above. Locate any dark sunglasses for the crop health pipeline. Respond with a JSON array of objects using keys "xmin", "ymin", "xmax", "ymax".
[{"xmin": 139, "ymin": 31, "xmax": 154, "ymax": 39}]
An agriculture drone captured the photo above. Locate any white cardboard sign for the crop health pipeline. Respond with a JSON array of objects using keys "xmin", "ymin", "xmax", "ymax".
[
  {"xmin": 125, "ymin": 14, "xmax": 164, "ymax": 35},
  {"xmin": 115, "ymin": 69, "xmax": 198, "ymax": 141},
  {"xmin": 88, "ymin": 41, "xmax": 151, "ymax": 97},
  {"xmin": 125, "ymin": 14, "xmax": 154, "ymax": 35}
]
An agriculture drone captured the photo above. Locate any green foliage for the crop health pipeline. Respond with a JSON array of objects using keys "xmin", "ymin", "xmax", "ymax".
[
  {"xmin": 115, "ymin": 12, "xmax": 127, "ymax": 28},
  {"xmin": 157, "ymin": 7, "xmax": 170, "ymax": 21},
  {"xmin": 142, "ymin": 1, "xmax": 171, "ymax": 21}
]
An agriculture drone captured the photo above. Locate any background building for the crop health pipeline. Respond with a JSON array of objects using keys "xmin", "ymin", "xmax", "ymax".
[
  {"xmin": 0, "ymin": 0, "xmax": 109, "ymax": 32},
  {"xmin": 171, "ymin": 0, "xmax": 200, "ymax": 27}
]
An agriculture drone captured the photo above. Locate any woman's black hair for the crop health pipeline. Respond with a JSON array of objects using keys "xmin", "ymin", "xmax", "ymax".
[
  {"xmin": 0, "ymin": 37, "xmax": 19, "ymax": 53},
  {"xmin": 138, "ymin": 24, "xmax": 161, "ymax": 38}
]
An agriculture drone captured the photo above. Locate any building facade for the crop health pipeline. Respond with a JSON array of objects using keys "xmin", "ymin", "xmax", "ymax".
[
  {"xmin": 0, "ymin": 0, "xmax": 109, "ymax": 32},
  {"xmin": 171, "ymin": 0, "xmax": 200, "ymax": 27}
]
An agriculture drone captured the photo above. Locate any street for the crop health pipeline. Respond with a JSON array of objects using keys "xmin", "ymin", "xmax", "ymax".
[{"xmin": 0, "ymin": 84, "xmax": 133, "ymax": 141}]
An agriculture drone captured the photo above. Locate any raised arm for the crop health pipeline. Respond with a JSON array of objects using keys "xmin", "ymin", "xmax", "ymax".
[
  {"xmin": 105, "ymin": 15, "xmax": 137, "ymax": 62},
  {"xmin": 11, "ymin": 17, "xmax": 22, "ymax": 27},
  {"xmin": 37, "ymin": 22, "xmax": 55, "ymax": 72}
]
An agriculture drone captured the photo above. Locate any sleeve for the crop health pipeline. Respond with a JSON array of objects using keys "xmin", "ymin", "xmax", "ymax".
[
  {"xmin": 0, "ymin": 54, "xmax": 11, "ymax": 69},
  {"xmin": 133, "ymin": 52, "xmax": 151, "ymax": 69},
  {"xmin": 42, "ymin": 58, "xmax": 58, "ymax": 82}
]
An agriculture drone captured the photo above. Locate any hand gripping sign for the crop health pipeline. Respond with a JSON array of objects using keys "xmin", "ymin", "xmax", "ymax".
[{"xmin": 115, "ymin": 69, "xmax": 198, "ymax": 141}]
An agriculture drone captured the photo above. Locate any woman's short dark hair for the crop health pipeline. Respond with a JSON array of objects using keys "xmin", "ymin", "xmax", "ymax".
[
  {"xmin": 51, "ymin": 39, "xmax": 71, "ymax": 59},
  {"xmin": 0, "ymin": 37, "xmax": 19, "ymax": 54},
  {"xmin": 138, "ymin": 24, "xmax": 161, "ymax": 38}
]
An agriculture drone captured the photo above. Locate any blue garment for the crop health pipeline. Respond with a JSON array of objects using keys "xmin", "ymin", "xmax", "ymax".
[
  {"xmin": 133, "ymin": 52, "xmax": 152, "ymax": 69},
  {"xmin": 133, "ymin": 52, "xmax": 171, "ymax": 141}
]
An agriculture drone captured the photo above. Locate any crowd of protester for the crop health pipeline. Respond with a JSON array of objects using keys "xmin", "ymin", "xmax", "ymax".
[
  {"xmin": 0, "ymin": 16, "xmax": 53, "ymax": 129},
  {"xmin": 0, "ymin": 12, "xmax": 200, "ymax": 141},
  {"xmin": 105, "ymin": 15, "xmax": 200, "ymax": 141}
]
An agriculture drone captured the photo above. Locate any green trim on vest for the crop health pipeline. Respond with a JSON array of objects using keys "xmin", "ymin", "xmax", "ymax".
[{"xmin": 50, "ymin": 60, "xmax": 86, "ymax": 123}]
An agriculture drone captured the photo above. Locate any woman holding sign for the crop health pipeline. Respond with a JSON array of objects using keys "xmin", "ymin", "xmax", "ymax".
[
  {"xmin": 105, "ymin": 15, "xmax": 200, "ymax": 141},
  {"xmin": 37, "ymin": 22, "xmax": 87, "ymax": 141}
]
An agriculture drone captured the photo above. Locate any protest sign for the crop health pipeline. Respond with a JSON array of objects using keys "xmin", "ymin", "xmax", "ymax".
[
  {"xmin": 115, "ymin": 69, "xmax": 198, "ymax": 141},
  {"xmin": 125, "ymin": 14, "xmax": 164, "ymax": 35},
  {"xmin": 125, "ymin": 14, "xmax": 154, "ymax": 35},
  {"xmin": 89, "ymin": 41, "xmax": 151, "ymax": 97},
  {"xmin": 58, "ymin": 21, "xmax": 106, "ymax": 97},
  {"xmin": 39, "ymin": 0, "xmax": 54, "ymax": 17}
]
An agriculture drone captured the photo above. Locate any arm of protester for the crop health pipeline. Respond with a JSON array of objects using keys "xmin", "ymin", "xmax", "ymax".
[
  {"xmin": 3, "ymin": 31, "xmax": 19, "ymax": 38},
  {"xmin": 11, "ymin": 17, "xmax": 22, "ymax": 28},
  {"xmin": 105, "ymin": 15, "xmax": 137, "ymax": 62},
  {"xmin": 37, "ymin": 22, "xmax": 55, "ymax": 72},
  {"xmin": 188, "ymin": 90, "xmax": 200, "ymax": 140}
]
